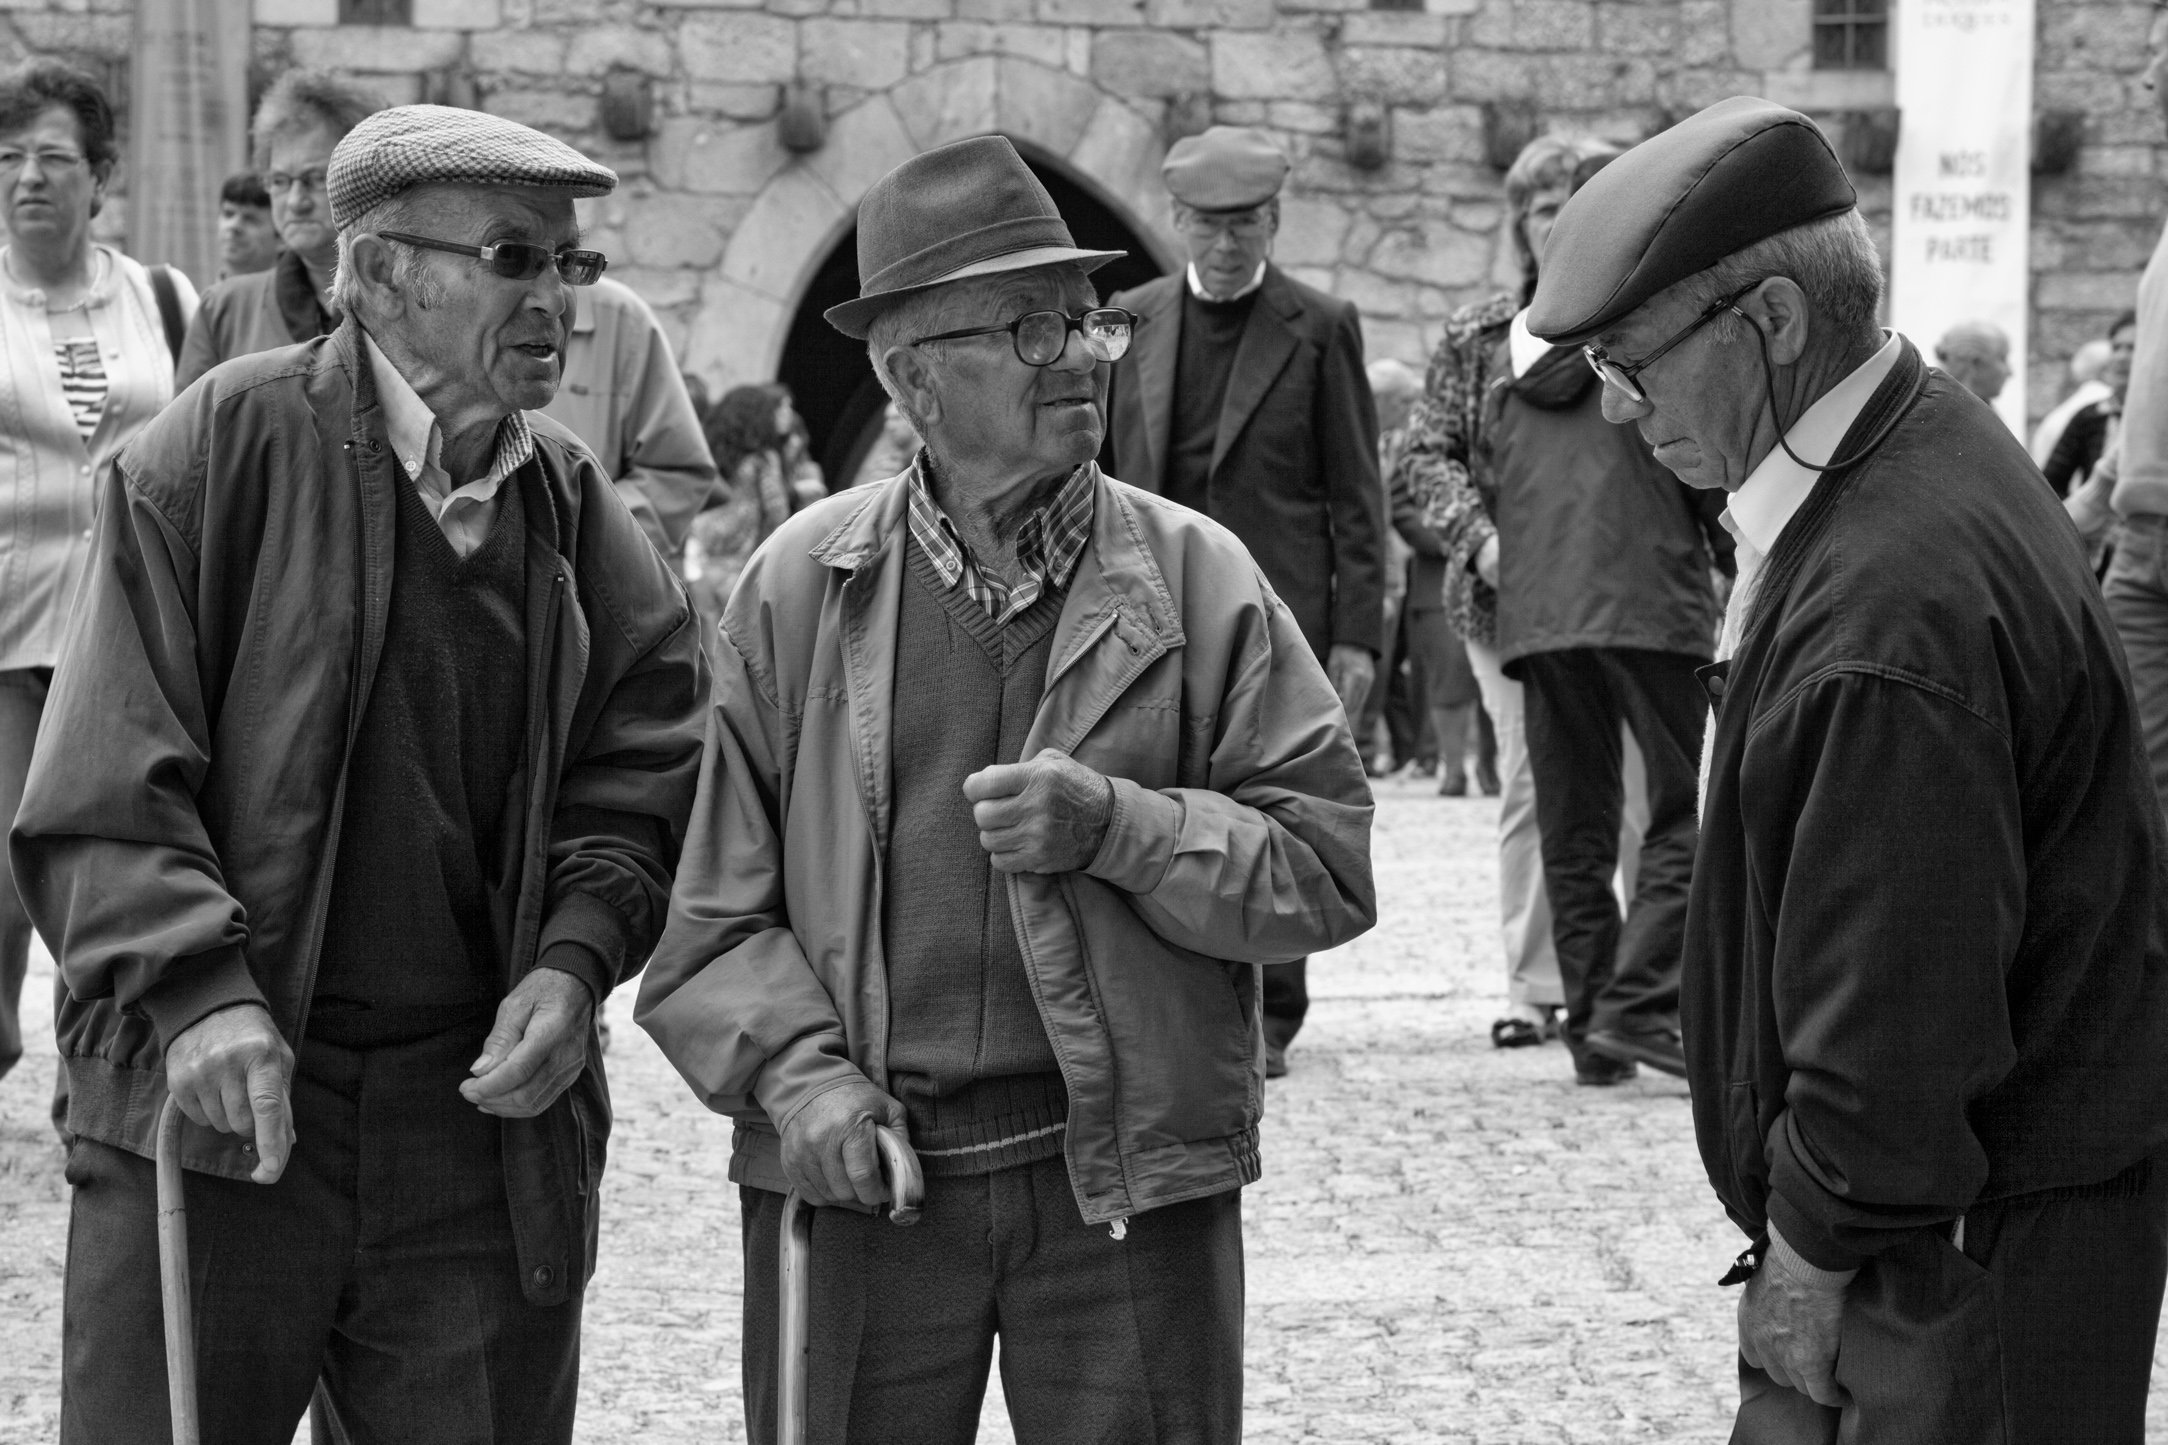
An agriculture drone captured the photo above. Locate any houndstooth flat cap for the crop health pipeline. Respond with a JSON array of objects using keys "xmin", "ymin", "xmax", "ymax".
[{"xmin": 327, "ymin": 105, "xmax": 617, "ymax": 229}]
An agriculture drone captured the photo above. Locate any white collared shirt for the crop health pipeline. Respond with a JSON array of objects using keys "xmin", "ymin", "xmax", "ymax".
[
  {"xmin": 1716, "ymin": 330, "xmax": 1903, "ymax": 660},
  {"xmin": 1185, "ymin": 261, "xmax": 1267, "ymax": 304},
  {"xmin": 363, "ymin": 332, "xmax": 533, "ymax": 559},
  {"xmin": 1508, "ymin": 308, "xmax": 1551, "ymax": 378}
]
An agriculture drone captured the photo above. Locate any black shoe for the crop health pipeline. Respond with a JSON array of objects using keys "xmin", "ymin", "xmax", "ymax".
[
  {"xmin": 1585, "ymin": 1025, "xmax": 1685, "ymax": 1078},
  {"xmin": 1474, "ymin": 759, "xmax": 1501, "ymax": 797},
  {"xmin": 1490, "ymin": 1017, "xmax": 1542, "ymax": 1049},
  {"xmin": 1574, "ymin": 1053, "xmax": 1639, "ymax": 1086},
  {"xmin": 1264, "ymin": 1041, "xmax": 1289, "ymax": 1078}
]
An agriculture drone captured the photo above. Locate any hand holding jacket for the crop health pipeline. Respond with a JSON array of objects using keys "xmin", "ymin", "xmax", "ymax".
[{"xmin": 965, "ymin": 748, "xmax": 1114, "ymax": 874}]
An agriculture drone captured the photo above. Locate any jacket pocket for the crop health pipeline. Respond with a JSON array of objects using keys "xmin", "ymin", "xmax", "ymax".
[
  {"xmin": 1834, "ymin": 1229, "xmax": 2008, "ymax": 1444},
  {"xmin": 1726, "ymin": 1080, "xmax": 1766, "ymax": 1217}
]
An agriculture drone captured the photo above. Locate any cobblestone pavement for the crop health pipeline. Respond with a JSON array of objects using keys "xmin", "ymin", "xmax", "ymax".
[{"xmin": 5, "ymin": 776, "xmax": 2167, "ymax": 1442}]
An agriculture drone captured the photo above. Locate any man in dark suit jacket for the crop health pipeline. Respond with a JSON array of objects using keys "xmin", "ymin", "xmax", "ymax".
[{"xmin": 1104, "ymin": 126, "xmax": 1385, "ymax": 1076}]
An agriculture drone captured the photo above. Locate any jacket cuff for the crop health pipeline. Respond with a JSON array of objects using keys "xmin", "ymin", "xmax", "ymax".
[
  {"xmin": 1764, "ymin": 1186, "xmax": 1869, "ymax": 1274},
  {"xmin": 753, "ymin": 1041, "xmax": 872, "ymax": 1136},
  {"xmin": 139, "ymin": 944, "xmax": 266, "ymax": 1049},
  {"xmin": 1766, "ymin": 1218, "xmax": 1859, "ymax": 1287},
  {"xmin": 1085, "ymin": 776, "xmax": 1180, "ymax": 896},
  {"xmin": 537, "ymin": 892, "xmax": 635, "ymax": 999}
]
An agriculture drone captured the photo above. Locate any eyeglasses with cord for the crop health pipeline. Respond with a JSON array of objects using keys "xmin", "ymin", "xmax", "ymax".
[
  {"xmin": 910, "ymin": 307, "xmax": 1141, "ymax": 368},
  {"xmin": 1581, "ymin": 282, "xmax": 1760, "ymax": 405},
  {"xmin": 378, "ymin": 230, "xmax": 609, "ymax": 286}
]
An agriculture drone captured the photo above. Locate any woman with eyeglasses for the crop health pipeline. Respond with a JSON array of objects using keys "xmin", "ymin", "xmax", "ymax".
[
  {"xmin": 0, "ymin": 59, "xmax": 199, "ymax": 1115},
  {"xmin": 1394, "ymin": 132, "xmax": 1730, "ymax": 1083},
  {"xmin": 175, "ymin": 69, "xmax": 385, "ymax": 388}
]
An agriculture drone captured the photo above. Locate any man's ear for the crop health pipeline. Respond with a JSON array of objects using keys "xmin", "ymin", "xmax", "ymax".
[
  {"xmin": 884, "ymin": 346, "xmax": 942, "ymax": 429},
  {"xmin": 1750, "ymin": 276, "xmax": 1812, "ymax": 368},
  {"xmin": 345, "ymin": 233, "xmax": 401, "ymax": 318}
]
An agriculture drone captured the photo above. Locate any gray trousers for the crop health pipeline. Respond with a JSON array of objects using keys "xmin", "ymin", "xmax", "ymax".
[{"xmin": 2106, "ymin": 516, "xmax": 2168, "ymax": 821}]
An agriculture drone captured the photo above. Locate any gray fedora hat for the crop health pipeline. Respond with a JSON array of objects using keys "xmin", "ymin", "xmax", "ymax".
[{"xmin": 825, "ymin": 136, "xmax": 1123, "ymax": 340}]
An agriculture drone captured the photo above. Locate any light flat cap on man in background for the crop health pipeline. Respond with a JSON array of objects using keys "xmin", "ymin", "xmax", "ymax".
[
  {"xmin": 15, "ymin": 103, "xmax": 708, "ymax": 1442},
  {"xmin": 638, "ymin": 133, "xmax": 1375, "ymax": 1444},
  {"xmin": 1533, "ymin": 94, "xmax": 2168, "ymax": 1441}
]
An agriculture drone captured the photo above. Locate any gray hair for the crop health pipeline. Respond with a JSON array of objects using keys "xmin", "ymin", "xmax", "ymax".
[
  {"xmin": 1673, "ymin": 209, "xmax": 1885, "ymax": 363},
  {"xmin": 864, "ymin": 263, "xmax": 1094, "ymax": 435},
  {"xmin": 330, "ymin": 189, "xmax": 444, "ymax": 319},
  {"xmin": 250, "ymin": 69, "xmax": 386, "ymax": 174}
]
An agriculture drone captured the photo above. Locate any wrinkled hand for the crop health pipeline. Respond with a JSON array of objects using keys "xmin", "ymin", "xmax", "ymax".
[
  {"xmin": 460, "ymin": 967, "xmax": 594, "ymax": 1118},
  {"xmin": 1738, "ymin": 1229, "xmax": 1855, "ymax": 1407},
  {"xmin": 780, "ymin": 1077, "xmax": 908, "ymax": 1209},
  {"xmin": 165, "ymin": 1003, "xmax": 294, "ymax": 1186},
  {"xmin": 963, "ymin": 747, "xmax": 1114, "ymax": 875},
  {"xmin": 1326, "ymin": 643, "xmax": 1375, "ymax": 719},
  {"xmin": 1474, "ymin": 534, "xmax": 1501, "ymax": 589}
]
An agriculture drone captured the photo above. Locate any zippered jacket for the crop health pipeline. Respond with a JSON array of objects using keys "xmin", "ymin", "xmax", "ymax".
[
  {"xmin": 636, "ymin": 467, "xmax": 1376, "ymax": 1224},
  {"xmin": 9, "ymin": 319, "xmax": 710, "ymax": 1305}
]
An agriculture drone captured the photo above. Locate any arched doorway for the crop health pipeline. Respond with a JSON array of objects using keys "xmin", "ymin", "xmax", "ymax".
[{"xmin": 779, "ymin": 155, "xmax": 1172, "ymax": 491}]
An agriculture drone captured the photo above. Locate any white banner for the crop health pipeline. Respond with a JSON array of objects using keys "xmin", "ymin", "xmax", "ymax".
[{"xmin": 1888, "ymin": 0, "xmax": 2034, "ymax": 435}]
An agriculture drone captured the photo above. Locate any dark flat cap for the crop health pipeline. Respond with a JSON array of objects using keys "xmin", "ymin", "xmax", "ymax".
[
  {"xmin": 1162, "ymin": 126, "xmax": 1288, "ymax": 212},
  {"xmin": 1527, "ymin": 96, "xmax": 1856, "ymax": 345},
  {"xmin": 826, "ymin": 136, "xmax": 1122, "ymax": 339},
  {"xmin": 328, "ymin": 105, "xmax": 616, "ymax": 229}
]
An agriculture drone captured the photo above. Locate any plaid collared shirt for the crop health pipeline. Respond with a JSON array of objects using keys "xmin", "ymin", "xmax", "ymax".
[{"xmin": 905, "ymin": 457, "xmax": 1096, "ymax": 626}]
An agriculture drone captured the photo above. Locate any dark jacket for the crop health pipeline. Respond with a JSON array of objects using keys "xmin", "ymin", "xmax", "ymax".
[
  {"xmin": 10, "ymin": 319, "xmax": 710, "ymax": 1305},
  {"xmin": 1104, "ymin": 264, "xmax": 1386, "ymax": 660},
  {"xmin": 1688, "ymin": 338, "xmax": 2168, "ymax": 1273},
  {"xmin": 175, "ymin": 248, "xmax": 333, "ymax": 390},
  {"xmin": 2042, "ymin": 396, "xmax": 2114, "ymax": 498},
  {"xmin": 1481, "ymin": 342, "xmax": 1726, "ymax": 669}
]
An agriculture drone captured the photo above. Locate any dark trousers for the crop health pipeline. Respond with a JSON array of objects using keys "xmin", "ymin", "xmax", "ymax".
[
  {"xmin": 1733, "ymin": 1150, "xmax": 2168, "ymax": 1444},
  {"xmin": 740, "ymin": 1153, "xmax": 1243, "ymax": 1445},
  {"xmin": 0, "ymin": 667, "xmax": 45, "ymax": 1086},
  {"xmin": 1518, "ymin": 648, "xmax": 1705, "ymax": 1051},
  {"xmin": 60, "ymin": 1019, "xmax": 582, "ymax": 1445},
  {"xmin": 1262, "ymin": 959, "xmax": 1306, "ymax": 1048}
]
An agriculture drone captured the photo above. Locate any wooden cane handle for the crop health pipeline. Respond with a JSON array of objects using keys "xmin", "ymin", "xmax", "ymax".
[{"xmin": 875, "ymin": 1125, "xmax": 923, "ymax": 1226}]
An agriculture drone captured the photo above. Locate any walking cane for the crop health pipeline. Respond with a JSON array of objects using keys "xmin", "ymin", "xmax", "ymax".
[
  {"xmin": 155, "ymin": 1095, "xmax": 201, "ymax": 1445},
  {"xmin": 776, "ymin": 1124, "xmax": 923, "ymax": 1445}
]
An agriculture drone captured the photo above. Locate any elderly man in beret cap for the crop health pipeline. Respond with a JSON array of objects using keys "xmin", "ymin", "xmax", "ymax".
[
  {"xmin": 1102, "ymin": 124, "xmax": 1385, "ymax": 1077},
  {"xmin": 13, "ymin": 105, "xmax": 708, "ymax": 1441},
  {"xmin": 1530, "ymin": 94, "xmax": 2168, "ymax": 1440},
  {"xmin": 638, "ymin": 134, "xmax": 1375, "ymax": 1443}
]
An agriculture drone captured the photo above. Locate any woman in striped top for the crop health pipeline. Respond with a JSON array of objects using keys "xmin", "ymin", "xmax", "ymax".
[{"xmin": 0, "ymin": 60, "xmax": 194, "ymax": 1119}]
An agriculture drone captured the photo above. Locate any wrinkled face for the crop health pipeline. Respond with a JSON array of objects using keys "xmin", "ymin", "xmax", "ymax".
[
  {"xmin": 1593, "ymin": 287, "xmax": 1766, "ymax": 491},
  {"xmin": 218, "ymin": 200, "xmax": 278, "ymax": 274},
  {"xmin": 1177, "ymin": 201, "xmax": 1276, "ymax": 300},
  {"xmin": 1938, "ymin": 340, "xmax": 2009, "ymax": 403},
  {"xmin": 918, "ymin": 266, "xmax": 1106, "ymax": 480},
  {"xmin": 0, "ymin": 107, "xmax": 101, "ymax": 258},
  {"xmin": 264, "ymin": 124, "xmax": 342, "ymax": 268},
  {"xmin": 2147, "ymin": 10, "xmax": 2168, "ymax": 131},
  {"xmin": 381, "ymin": 185, "xmax": 582, "ymax": 417},
  {"xmin": 1519, "ymin": 185, "xmax": 1570, "ymax": 272},
  {"xmin": 2107, "ymin": 322, "xmax": 2138, "ymax": 397}
]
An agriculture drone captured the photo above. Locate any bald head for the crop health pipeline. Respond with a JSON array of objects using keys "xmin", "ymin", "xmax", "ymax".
[{"xmin": 1936, "ymin": 320, "xmax": 2011, "ymax": 403}]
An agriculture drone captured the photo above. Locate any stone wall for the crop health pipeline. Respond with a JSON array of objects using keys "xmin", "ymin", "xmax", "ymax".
[{"xmin": 0, "ymin": 0, "xmax": 2157, "ymax": 419}]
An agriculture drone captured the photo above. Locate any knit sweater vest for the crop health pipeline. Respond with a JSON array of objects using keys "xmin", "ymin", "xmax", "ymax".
[
  {"xmin": 309, "ymin": 470, "xmax": 528, "ymax": 1050},
  {"xmin": 1167, "ymin": 284, "xmax": 1258, "ymax": 513},
  {"xmin": 883, "ymin": 536, "xmax": 1068, "ymax": 1176}
]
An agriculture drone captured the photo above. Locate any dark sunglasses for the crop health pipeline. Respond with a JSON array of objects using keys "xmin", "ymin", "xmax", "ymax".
[
  {"xmin": 911, "ymin": 307, "xmax": 1140, "ymax": 368},
  {"xmin": 378, "ymin": 230, "xmax": 608, "ymax": 286},
  {"xmin": 1582, "ymin": 282, "xmax": 1759, "ymax": 404}
]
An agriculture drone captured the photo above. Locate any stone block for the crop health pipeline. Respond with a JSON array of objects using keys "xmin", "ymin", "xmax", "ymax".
[
  {"xmin": 1269, "ymin": 101, "xmax": 1341, "ymax": 135},
  {"xmin": 1276, "ymin": 193, "xmax": 1352, "ymax": 267},
  {"xmin": 1757, "ymin": 66, "xmax": 1891, "ymax": 112},
  {"xmin": 1676, "ymin": 0, "xmax": 1730, "ymax": 65},
  {"xmin": 646, "ymin": 0, "xmax": 766, "ymax": 7},
  {"xmin": 681, "ymin": 13, "xmax": 799, "ymax": 84},
  {"xmin": 412, "ymin": 0, "xmax": 500, "ymax": 27},
  {"xmin": 2044, "ymin": 175, "xmax": 2162, "ymax": 223},
  {"xmin": 803, "ymin": 94, "xmax": 920, "ymax": 204},
  {"xmin": 720, "ymin": 166, "xmax": 850, "ymax": 299},
  {"xmin": 863, "ymin": 0, "xmax": 953, "ymax": 16},
  {"xmin": 1283, "ymin": 263, "xmax": 1337, "ymax": 292},
  {"xmin": 1215, "ymin": 100, "xmax": 1268, "ymax": 124},
  {"xmin": 1334, "ymin": 267, "xmax": 1423, "ymax": 315},
  {"xmin": 689, "ymin": 82, "xmax": 788, "ymax": 118},
  {"xmin": 624, "ymin": 193, "xmax": 731, "ymax": 268},
  {"xmin": 1365, "ymin": 316, "xmax": 1430, "ymax": 368},
  {"xmin": 1211, "ymin": 29, "xmax": 1336, "ymax": 102},
  {"xmin": 252, "ymin": 0, "xmax": 336, "ymax": 26},
  {"xmin": 958, "ymin": 0, "xmax": 1035, "ymax": 20},
  {"xmin": 995, "ymin": 57, "xmax": 1104, "ymax": 154},
  {"xmin": 350, "ymin": 70, "xmax": 426, "ymax": 105},
  {"xmin": 1144, "ymin": 0, "xmax": 1273, "ymax": 29},
  {"xmin": 1065, "ymin": 26, "xmax": 1092, "ymax": 74},
  {"xmin": 611, "ymin": 264, "xmax": 706, "ymax": 310},
  {"xmin": 2036, "ymin": 270, "xmax": 2143, "ymax": 312},
  {"xmin": 1036, "ymin": 0, "xmax": 1141, "ymax": 24},
  {"xmin": 1341, "ymin": 213, "xmax": 1382, "ymax": 263},
  {"xmin": 566, "ymin": 26, "xmax": 677, "ymax": 76},
  {"xmin": 685, "ymin": 275, "xmax": 790, "ymax": 390},
  {"xmin": 1338, "ymin": 46, "xmax": 1449, "ymax": 105},
  {"xmin": 1444, "ymin": 48, "xmax": 1534, "ymax": 103},
  {"xmin": 1090, "ymin": 28, "xmax": 1208, "ymax": 99},
  {"xmin": 1339, "ymin": 9, "xmax": 1450, "ymax": 46},
  {"xmin": 1452, "ymin": 198, "xmax": 1502, "ymax": 233},
  {"xmin": 1393, "ymin": 104, "xmax": 1484, "ymax": 164},
  {"xmin": 1730, "ymin": 0, "xmax": 1805, "ymax": 69},
  {"xmin": 289, "ymin": 24, "xmax": 465, "ymax": 72},
  {"xmin": 1596, "ymin": 5, "xmax": 1674, "ymax": 56},
  {"xmin": 2082, "ymin": 145, "xmax": 2158, "ymax": 179},
  {"xmin": 2040, "ymin": 3, "xmax": 2151, "ymax": 74},
  {"xmin": 1367, "ymin": 217, "xmax": 1491, "ymax": 286},
  {"xmin": 1067, "ymin": 96, "xmax": 1166, "ymax": 220},
  {"xmin": 940, "ymin": 20, "xmax": 1068, "ymax": 68},
  {"xmin": 652, "ymin": 117, "xmax": 793, "ymax": 193},
  {"xmin": 7, "ymin": 11, "xmax": 125, "ymax": 56},
  {"xmin": 1658, "ymin": 65, "xmax": 1763, "ymax": 113},
  {"xmin": 471, "ymin": 29, "xmax": 569, "ymax": 73},
  {"xmin": 485, "ymin": 87, "xmax": 598, "ymax": 134},
  {"xmin": 801, "ymin": 19, "xmax": 912, "ymax": 89},
  {"xmin": 890, "ymin": 55, "xmax": 997, "ymax": 147}
]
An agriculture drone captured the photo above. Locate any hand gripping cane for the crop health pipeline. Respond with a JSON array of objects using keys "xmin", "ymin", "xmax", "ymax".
[
  {"xmin": 776, "ymin": 1124, "xmax": 923, "ymax": 1445},
  {"xmin": 155, "ymin": 1095, "xmax": 202, "ymax": 1445}
]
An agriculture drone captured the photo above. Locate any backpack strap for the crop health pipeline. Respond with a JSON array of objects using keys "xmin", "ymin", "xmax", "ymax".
[{"xmin": 147, "ymin": 264, "xmax": 184, "ymax": 364}]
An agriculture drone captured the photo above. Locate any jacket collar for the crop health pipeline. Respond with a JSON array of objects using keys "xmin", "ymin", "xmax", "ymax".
[
  {"xmin": 275, "ymin": 248, "xmax": 334, "ymax": 345},
  {"xmin": 1208, "ymin": 263, "xmax": 1303, "ymax": 477}
]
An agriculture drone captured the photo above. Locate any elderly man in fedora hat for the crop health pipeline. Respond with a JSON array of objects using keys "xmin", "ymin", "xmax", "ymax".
[
  {"xmin": 1531, "ymin": 96, "xmax": 2168, "ymax": 1440},
  {"xmin": 13, "ymin": 105, "xmax": 708, "ymax": 1442},
  {"xmin": 638, "ymin": 134, "xmax": 1375, "ymax": 1443}
]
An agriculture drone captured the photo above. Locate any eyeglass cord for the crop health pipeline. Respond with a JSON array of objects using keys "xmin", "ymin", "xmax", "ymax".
[{"xmin": 1745, "ymin": 312, "xmax": 1912, "ymax": 475}]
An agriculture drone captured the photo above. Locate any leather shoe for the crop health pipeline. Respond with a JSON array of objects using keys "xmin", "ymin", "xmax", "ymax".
[
  {"xmin": 1264, "ymin": 1041, "xmax": 1289, "ymax": 1079},
  {"xmin": 1585, "ymin": 1025, "xmax": 1685, "ymax": 1078},
  {"xmin": 1574, "ymin": 1053, "xmax": 1638, "ymax": 1087}
]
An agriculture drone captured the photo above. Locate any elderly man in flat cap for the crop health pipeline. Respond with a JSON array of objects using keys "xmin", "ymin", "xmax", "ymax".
[
  {"xmin": 1103, "ymin": 124, "xmax": 1384, "ymax": 1076},
  {"xmin": 638, "ymin": 134, "xmax": 1374, "ymax": 1444},
  {"xmin": 1530, "ymin": 94, "xmax": 2168, "ymax": 1440},
  {"xmin": 14, "ymin": 104, "xmax": 708, "ymax": 1442}
]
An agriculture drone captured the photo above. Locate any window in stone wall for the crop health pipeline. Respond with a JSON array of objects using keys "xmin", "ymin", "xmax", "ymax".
[
  {"xmin": 1813, "ymin": 0, "xmax": 1888, "ymax": 69},
  {"xmin": 340, "ymin": 0, "xmax": 412, "ymax": 23}
]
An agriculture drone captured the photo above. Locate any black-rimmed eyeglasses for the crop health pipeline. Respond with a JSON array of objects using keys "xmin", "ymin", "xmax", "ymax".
[
  {"xmin": 379, "ymin": 231, "xmax": 609, "ymax": 286},
  {"xmin": 1582, "ymin": 282, "xmax": 1758, "ymax": 405},
  {"xmin": 911, "ymin": 308, "xmax": 1140, "ymax": 368}
]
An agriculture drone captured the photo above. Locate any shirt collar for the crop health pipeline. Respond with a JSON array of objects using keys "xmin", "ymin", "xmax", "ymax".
[
  {"xmin": 0, "ymin": 244, "xmax": 115, "ymax": 309},
  {"xmin": 1186, "ymin": 261, "xmax": 1267, "ymax": 304},
  {"xmin": 1508, "ymin": 308, "xmax": 1552, "ymax": 379},
  {"xmin": 905, "ymin": 455, "xmax": 1096, "ymax": 622},
  {"xmin": 1726, "ymin": 330, "xmax": 1903, "ymax": 556},
  {"xmin": 361, "ymin": 329, "xmax": 534, "ymax": 499}
]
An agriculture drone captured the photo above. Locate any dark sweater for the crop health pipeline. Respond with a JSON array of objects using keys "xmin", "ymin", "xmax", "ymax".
[
  {"xmin": 1166, "ymin": 285, "xmax": 1258, "ymax": 513},
  {"xmin": 882, "ymin": 538, "xmax": 1067, "ymax": 1176},
  {"xmin": 309, "ymin": 472, "xmax": 528, "ymax": 1048}
]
